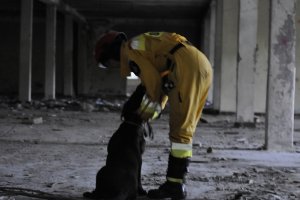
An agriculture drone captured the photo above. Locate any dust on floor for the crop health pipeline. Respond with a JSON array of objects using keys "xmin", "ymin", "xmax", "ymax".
[{"xmin": 0, "ymin": 98, "xmax": 299, "ymax": 200}]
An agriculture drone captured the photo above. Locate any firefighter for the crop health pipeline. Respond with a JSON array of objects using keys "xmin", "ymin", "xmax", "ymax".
[{"xmin": 94, "ymin": 31, "xmax": 212, "ymax": 200}]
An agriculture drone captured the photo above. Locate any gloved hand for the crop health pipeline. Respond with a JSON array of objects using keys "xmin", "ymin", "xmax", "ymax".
[{"xmin": 137, "ymin": 94, "xmax": 162, "ymax": 121}]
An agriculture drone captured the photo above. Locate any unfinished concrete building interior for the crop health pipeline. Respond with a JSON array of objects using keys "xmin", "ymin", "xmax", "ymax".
[{"xmin": 0, "ymin": 0, "xmax": 300, "ymax": 199}]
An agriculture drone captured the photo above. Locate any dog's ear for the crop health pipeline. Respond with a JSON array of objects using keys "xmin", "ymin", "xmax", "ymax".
[{"xmin": 121, "ymin": 84, "xmax": 146, "ymax": 120}]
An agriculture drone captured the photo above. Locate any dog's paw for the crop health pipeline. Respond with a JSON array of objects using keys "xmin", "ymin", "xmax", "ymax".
[
  {"xmin": 138, "ymin": 188, "xmax": 147, "ymax": 196},
  {"xmin": 83, "ymin": 191, "xmax": 98, "ymax": 199}
]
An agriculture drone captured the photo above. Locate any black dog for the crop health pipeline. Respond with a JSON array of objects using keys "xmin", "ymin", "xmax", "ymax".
[{"xmin": 83, "ymin": 85, "xmax": 151, "ymax": 200}]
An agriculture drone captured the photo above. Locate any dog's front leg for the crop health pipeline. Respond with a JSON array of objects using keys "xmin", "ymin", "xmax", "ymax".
[{"xmin": 137, "ymin": 159, "xmax": 147, "ymax": 196}]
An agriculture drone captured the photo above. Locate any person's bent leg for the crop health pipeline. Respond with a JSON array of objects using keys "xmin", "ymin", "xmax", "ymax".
[
  {"xmin": 147, "ymin": 46, "xmax": 212, "ymax": 200},
  {"xmin": 147, "ymin": 142, "xmax": 192, "ymax": 200}
]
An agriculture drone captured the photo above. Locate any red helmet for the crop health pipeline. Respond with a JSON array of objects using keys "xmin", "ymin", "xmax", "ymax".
[{"xmin": 94, "ymin": 31, "xmax": 127, "ymax": 64}]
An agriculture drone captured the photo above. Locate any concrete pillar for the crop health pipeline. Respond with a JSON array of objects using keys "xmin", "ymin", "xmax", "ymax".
[
  {"xmin": 203, "ymin": 11, "xmax": 210, "ymax": 57},
  {"xmin": 208, "ymin": 1, "xmax": 217, "ymax": 106},
  {"xmin": 203, "ymin": 0, "xmax": 216, "ymax": 104},
  {"xmin": 254, "ymin": 0, "xmax": 270, "ymax": 113},
  {"xmin": 19, "ymin": 0, "xmax": 33, "ymax": 102},
  {"xmin": 63, "ymin": 15, "xmax": 74, "ymax": 96},
  {"xmin": 295, "ymin": 0, "xmax": 300, "ymax": 114},
  {"xmin": 209, "ymin": 0, "xmax": 216, "ymax": 69},
  {"xmin": 77, "ymin": 23, "xmax": 88, "ymax": 95},
  {"xmin": 236, "ymin": 0, "xmax": 257, "ymax": 122},
  {"xmin": 213, "ymin": 0, "xmax": 239, "ymax": 112},
  {"xmin": 213, "ymin": 0, "xmax": 222, "ymax": 111},
  {"xmin": 207, "ymin": 0, "xmax": 217, "ymax": 105},
  {"xmin": 265, "ymin": 0, "xmax": 296, "ymax": 151},
  {"xmin": 45, "ymin": 4, "xmax": 57, "ymax": 100}
]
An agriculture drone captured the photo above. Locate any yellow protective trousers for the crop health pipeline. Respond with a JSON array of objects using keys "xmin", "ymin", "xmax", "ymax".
[
  {"xmin": 120, "ymin": 32, "xmax": 212, "ymax": 158},
  {"xmin": 168, "ymin": 44, "xmax": 212, "ymax": 155}
]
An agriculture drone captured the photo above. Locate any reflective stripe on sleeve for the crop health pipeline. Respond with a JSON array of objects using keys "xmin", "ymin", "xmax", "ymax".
[
  {"xmin": 138, "ymin": 95, "xmax": 162, "ymax": 120},
  {"xmin": 130, "ymin": 35, "xmax": 145, "ymax": 50},
  {"xmin": 171, "ymin": 142, "xmax": 193, "ymax": 158}
]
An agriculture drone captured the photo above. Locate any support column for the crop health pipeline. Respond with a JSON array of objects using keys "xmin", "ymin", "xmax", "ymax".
[
  {"xmin": 45, "ymin": 4, "xmax": 57, "ymax": 100},
  {"xmin": 77, "ymin": 23, "xmax": 88, "ymax": 95},
  {"xmin": 213, "ymin": 0, "xmax": 222, "ymax": 111},
  {"xmin": 295, "ymin": 0, "xmax": 300, "ymax": 114},
  {"xmin": 63, "ymin": 15, "xmax": 74, "ymax": 96},
  {"xmin": 203, "ymin": 10, "xmax": 210, "ymax": 57},
  {"xmin": 209, "ymin": 0, "xmax": 216, "ymax": 69},
  {"xmin": 236, "ymin": 0, "xmax": 258, "ymax": 122},
  {"xmin": 19, "ymin": 0, "xmax": 33, "ymax": 102},
  {"xmin": 254, "ymin": 0, "xmax": 270, "ymax": 113},
  {"xmin": 206, "ymin": 0, "xmax": 216, "ymax": 105},
  {"xmin": 213, "ymin": 0, "xmax": 239, "ymax": 112},
  {"xmin": 203, "ymin": 0, "xmax": 216, "ymax": 104},
  {"xmin": 266, "ymin": 0, "xmax": 296, "ymax": 151}
]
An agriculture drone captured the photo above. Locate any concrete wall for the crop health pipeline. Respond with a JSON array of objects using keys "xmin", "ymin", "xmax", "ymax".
[
  {"xmin": 203, "ymin": 0, "xmax": 216, "ymax": 105},
  {"xmin": 88, "ymin": 65, "xmax": 127, "ymax": 95},
  {"xmin": 214, "ymin": 0, "xmax": 239, "ymax": 112},
  {"xmin": 0, "ymin": 2, "xmax": 55, "ymax": 97},
  {"xmin": 0, "ymin": 1, "xmax": 47, "ymax": 96},
  {"xmin": 0, "ymin": 2, "xmax": 201, "ymax": 98},
  {"xmin": 236, "ymin": 0, "xmax": 257, "ymax": 122},
  {"xmin": 113, "ymin": 19, "xmax": 203, "ymax": 48},
  {"xmin": 0, "ymin": 0, "xmax": 298, "ymax": 112},
  {"xmin": 254, "ymin": 0, "xmax": 269, "ymax": 113},
  {"xmin": 85, "ymin": 28, "xmax": 126, "ymax": 96},
  {"xmin": 265, "ymin": 0, "xmax": 296, "ymax": 151},
  {"xmin": 221, "ymin": 0, "xmax": 238, "ymax": 112},
  {"xmin": 254, "ymin": 0, "xmax": 299, "ymax": 114},
  {"xmin": 32, "ymin": 18, "xmax": 46, "ymax": 95},
  {"xmin": 296, "ymin": 0, "xmax": 300, "ymax": 113},
  {"xmin": 55, "ymin": 12, "xmax": 65, "ymax": 96},
  {"xmin": 0, "ymin": 3, "xmax": 92, "ymax": 97},
  {"xmin": 0, "ymin": 18, "xmax": 20, "ymax": 95}
]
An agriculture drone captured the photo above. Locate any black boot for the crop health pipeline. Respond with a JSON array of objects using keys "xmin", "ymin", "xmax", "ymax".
[
  {"xmin": 147, "ymin": 181, "xmax": 186, "ymax": 200},
  {"xmin": 147, "ymin": 154, "xmax": 190, "ymax": 200},
  {"xmin": 83, "ymin": 190, "xmax": 99, "ymax": 199}
]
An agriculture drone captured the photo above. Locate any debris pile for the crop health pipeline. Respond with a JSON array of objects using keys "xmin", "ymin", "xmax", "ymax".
[{"xmin": 0, "ymin": 96, "xmax": 127, "ymax": 112}]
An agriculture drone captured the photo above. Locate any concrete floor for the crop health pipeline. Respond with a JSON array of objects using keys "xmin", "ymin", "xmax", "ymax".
[{"xmin": 0, "ymin": 101, "xmax": 299, "ymax": 200}]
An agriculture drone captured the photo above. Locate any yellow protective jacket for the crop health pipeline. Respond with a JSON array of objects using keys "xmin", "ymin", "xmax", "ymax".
[
  {"xmin": 120, "ymin": 32, "xmax": 212, "ymax": 144},
  {"xmin": 120, "ymin": 32, "xmax": 187, "ymax": 102}
]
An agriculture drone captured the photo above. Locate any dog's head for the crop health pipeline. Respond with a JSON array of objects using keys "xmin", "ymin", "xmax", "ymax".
[
  {"xmin": 121, "ymin": 84, "xmax": 145, "ymax": 122},
  {"xmin": 121, "ymin": 84, "xmax": 153, "ymax": 138}
]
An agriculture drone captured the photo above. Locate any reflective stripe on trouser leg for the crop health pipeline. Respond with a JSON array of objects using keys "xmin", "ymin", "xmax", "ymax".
[
  {"xmin": 170, "ymin": 142, "xmax": 193, "ymax": 158},
  {"xmin": 167, "ymin": 142, "xmax": 192, "ymax": 184}
]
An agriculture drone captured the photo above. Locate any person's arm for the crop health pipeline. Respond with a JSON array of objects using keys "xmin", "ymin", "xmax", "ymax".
[
  {"xmin": 127, "ymin": 49, "xmax": 163, "ymax": 103},
  {"xmin": 127, "ymin": 49, "xmax": 169, "ymax": 120}
]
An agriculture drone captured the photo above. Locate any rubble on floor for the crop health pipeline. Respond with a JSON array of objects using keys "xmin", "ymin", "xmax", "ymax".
[{"xmin": 0, "ymin": 95, "xmax": 299, "ymax": 199}]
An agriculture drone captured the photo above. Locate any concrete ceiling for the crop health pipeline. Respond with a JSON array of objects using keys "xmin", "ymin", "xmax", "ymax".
[
  {"xmin": 60, "ymin": 0, "xmax": 211, "ymax": 47},
  {"xmin": 63, "ymin": 0, "xmax": 211, "ymax": 23},
  {"xmin": 0, "ymin": 0, "xmax": 211, "ymax": 26},
  {"xmin": 0, "ymin": 0, "xmax": 211, "ymax": 43}
]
